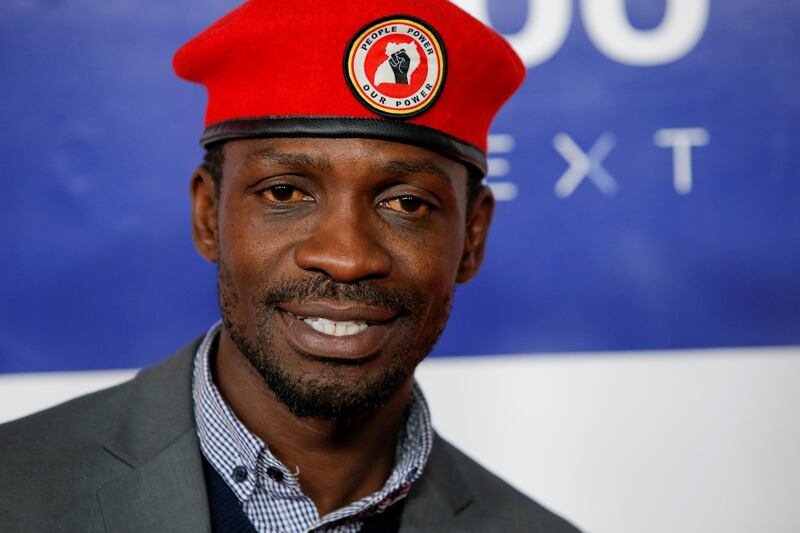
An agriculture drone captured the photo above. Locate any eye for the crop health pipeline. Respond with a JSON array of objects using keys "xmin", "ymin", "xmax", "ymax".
[
  {"xmin": 380, "ymin": 195, "xmax": 432, "ymax": 215},
  {"xmin": 261, "ymin": 184, "xmax": 312, "ymax": 203}
]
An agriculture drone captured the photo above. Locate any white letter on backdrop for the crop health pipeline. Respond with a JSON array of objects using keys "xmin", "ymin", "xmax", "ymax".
[
  {"xmin": 451, "ymin": 0, "xmax": 573, "ymax": 68},
  {"xmin": 654, "ymin": 128, "xmax": 710, "ymax": 195},
  {"xmin": 581, "ymin": 0, "xmax": 710, "ymax": 66}
]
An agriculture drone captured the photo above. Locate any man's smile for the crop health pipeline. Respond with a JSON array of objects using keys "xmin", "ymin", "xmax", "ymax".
[
  {"xmin": 298, "ymin": 317, "xmax": 370, "ymax": 337},
  {"xmin": 277, "ymin": 301, "xmax": 400, "ymax": 362}
]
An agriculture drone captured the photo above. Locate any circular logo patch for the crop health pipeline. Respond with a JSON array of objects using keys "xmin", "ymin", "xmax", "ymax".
[{"xmin": 345, "ymin": 16, "xmax": 447, "ymax": 118}]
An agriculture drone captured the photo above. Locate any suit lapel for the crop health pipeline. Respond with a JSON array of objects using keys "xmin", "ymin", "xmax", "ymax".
[
  {"xmin": 399, "ymin": 434, "xmax": 473, "ymax": 533},
  {"xmin": 97, "ymin": 429, "xmax": 211, "ymax": 532},
  {"xmin": 96, "ymin": 338, "xmax": 211, "ymax": 532}
]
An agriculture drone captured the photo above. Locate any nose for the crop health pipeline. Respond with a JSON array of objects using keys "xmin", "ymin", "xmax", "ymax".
[{"xmin": 294, "ymin": 202, "xmax": 392, "ymax": 282}]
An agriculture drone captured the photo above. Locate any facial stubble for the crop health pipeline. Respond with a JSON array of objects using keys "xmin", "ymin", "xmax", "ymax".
[{"xmin": 217, "ymin": 261, "xmax": 452, "ymax": 421}]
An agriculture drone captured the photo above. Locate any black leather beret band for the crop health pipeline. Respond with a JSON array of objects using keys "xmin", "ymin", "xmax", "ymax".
[{"xmin": 200, "ymin": 116, "xmax": 488, "ymax": 177}]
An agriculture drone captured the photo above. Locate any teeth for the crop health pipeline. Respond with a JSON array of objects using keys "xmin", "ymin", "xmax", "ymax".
[{"xmin": 302, "ymin": 317, "xmax": 369, "ymax": 337}]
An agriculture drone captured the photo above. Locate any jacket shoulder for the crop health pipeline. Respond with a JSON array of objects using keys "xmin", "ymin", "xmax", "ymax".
[
  {"xmin": 425, "ymin": 435, "xmax": 581, "ymax": 532},
  {"xmin": 0, "ymin": 376, "xmax": 133, "ymax": 455},
  {"xmin": 0, "ymin": 378, "xmax": 134, "ymax": 531},
  {"xmin": 0, "ymin": 341, "xmax": 193, "ymax": 448},
  {"xmin": 0, "ymin": 337, "xmax": 201, "ymax": 446},
  {"xmin": 0, "ymin": 338, "xmax": 202, "ymax": 532}
]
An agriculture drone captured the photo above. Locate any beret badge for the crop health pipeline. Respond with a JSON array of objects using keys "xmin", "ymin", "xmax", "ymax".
[{"xmin": 344, "ymin": 16, "xmax": 447, "ymax": 119}]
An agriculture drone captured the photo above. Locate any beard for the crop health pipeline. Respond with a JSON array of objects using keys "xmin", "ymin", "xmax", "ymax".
[{"xmin": 217, "ymin": 262, "xmax": 451, "ymax": 422}]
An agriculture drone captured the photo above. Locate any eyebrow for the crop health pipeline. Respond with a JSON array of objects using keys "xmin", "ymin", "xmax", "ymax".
[
  {"xmin": 246, "ymin": 149, "xmax": 332, "ymax": 172},
  {"xmin": 245, "ymin": 149, "xmax": 451, "ymax": 184},
  {"xmin": 380, "ymin": 160, "xmax": 452, "ymax": 184}
]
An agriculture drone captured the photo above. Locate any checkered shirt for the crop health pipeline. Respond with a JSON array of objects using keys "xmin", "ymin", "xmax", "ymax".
[{"xmin": 192, "ymin": 321, "xmax": 434, "ymax": 533}]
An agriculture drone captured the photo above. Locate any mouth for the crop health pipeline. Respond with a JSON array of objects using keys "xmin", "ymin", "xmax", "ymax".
[
  {"xmin": 293, "ymin": 316, "xmax": 371, "ymax": 337},
  {"xmin": 277, "ymin": 302, "xmax": 399, "ymax": 362}
]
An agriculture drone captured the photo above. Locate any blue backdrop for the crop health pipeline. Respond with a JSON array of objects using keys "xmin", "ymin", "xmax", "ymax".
[{"xmin": 1, "ymin": 0, "xmax": 798, "ymax": 372}]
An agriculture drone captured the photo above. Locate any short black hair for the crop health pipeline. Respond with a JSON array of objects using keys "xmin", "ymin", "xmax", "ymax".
[
  {"xmin": 202, "ymin": 142, "xmax": 484, "ymax": 204},
  {"xmin": 202, "ymin": 142, "xmax": 226, "ymax": 193}
]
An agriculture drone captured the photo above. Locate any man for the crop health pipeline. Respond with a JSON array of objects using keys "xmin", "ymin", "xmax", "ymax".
[{"xmin": 0, "ymin": 1, "xmax": 579, "ymax": 531}]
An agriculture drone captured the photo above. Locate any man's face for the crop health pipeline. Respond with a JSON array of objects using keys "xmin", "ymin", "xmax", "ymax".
[{"xmin": 191, "ymin": 137, "xmax": 493, "ymax": 420}]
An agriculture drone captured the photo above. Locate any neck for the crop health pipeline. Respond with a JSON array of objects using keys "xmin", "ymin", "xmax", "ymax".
[{"xmin": 214, "ymin": 329, "xmax": 413, "ymax": 516}]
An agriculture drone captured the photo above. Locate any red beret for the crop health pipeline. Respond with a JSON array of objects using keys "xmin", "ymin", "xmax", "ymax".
[{"xmin": 173, "ymin": 0, "xmax": 525, "ymax": 176}]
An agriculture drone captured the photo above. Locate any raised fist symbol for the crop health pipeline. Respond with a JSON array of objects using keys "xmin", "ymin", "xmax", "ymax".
[{"xmin": 389, "ymin": 50, "xmax": 411, "ymax": 84}]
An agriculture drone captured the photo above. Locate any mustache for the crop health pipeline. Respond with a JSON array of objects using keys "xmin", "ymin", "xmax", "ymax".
[{"xmin": 261, "ymin": 274, "xmax": 425, "ymax": 315}]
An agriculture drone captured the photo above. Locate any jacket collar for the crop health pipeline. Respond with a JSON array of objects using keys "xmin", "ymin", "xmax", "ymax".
[
  {"xmin": 102, "ymin": 338, "xmax": 202, "ymax": 466},
  {"xmin": 399, "ymin": 433, "xmax": 474, "ymax": 532},
  {"xmin": 97, "ymin": 337, "xmax": 212, "ymax": 532}
]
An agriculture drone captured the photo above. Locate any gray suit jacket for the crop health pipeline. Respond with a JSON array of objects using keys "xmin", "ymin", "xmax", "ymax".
[{"xmin": 0, "ymin": 339, "xmax": 579, "ymax": 532}]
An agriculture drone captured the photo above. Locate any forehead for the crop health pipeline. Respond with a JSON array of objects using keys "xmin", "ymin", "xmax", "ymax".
[{"xmin": 221, "ymin": 137, "xmax": 468, "ymax": 186}]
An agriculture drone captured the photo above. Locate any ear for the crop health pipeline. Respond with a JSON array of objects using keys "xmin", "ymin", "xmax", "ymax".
[
  {"xmin": 190, "ymin": 165, "xmax": 220, "ymax": 263},
  {"xmin": 456, "ymin": 185, "xmax": 495, "ymax": 283}
]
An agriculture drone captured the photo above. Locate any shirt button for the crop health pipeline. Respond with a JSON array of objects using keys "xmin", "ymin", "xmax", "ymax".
[
  {"xmin": 232, "ymin": 466, "xmax": 249, "ymax": 483},
  {"xmin": 267, "ymin": 466, "xmax": 284, "ymax": 483}
]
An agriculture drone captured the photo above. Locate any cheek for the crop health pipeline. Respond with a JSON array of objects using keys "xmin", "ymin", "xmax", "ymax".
[
  {"xmin": 389, "ymin": 223, "xmax": 464, "ymax": 326},
  {"xmin": 392, "ymin": 219, "xmax": 466, "ymax": 288},
  {"xmin": 217, "ymin": 208, "xmax": 297, "ymax": 322},
  {"xmin": 218, "ymin": 202, "xmax": 302, "ymax": 277}
]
